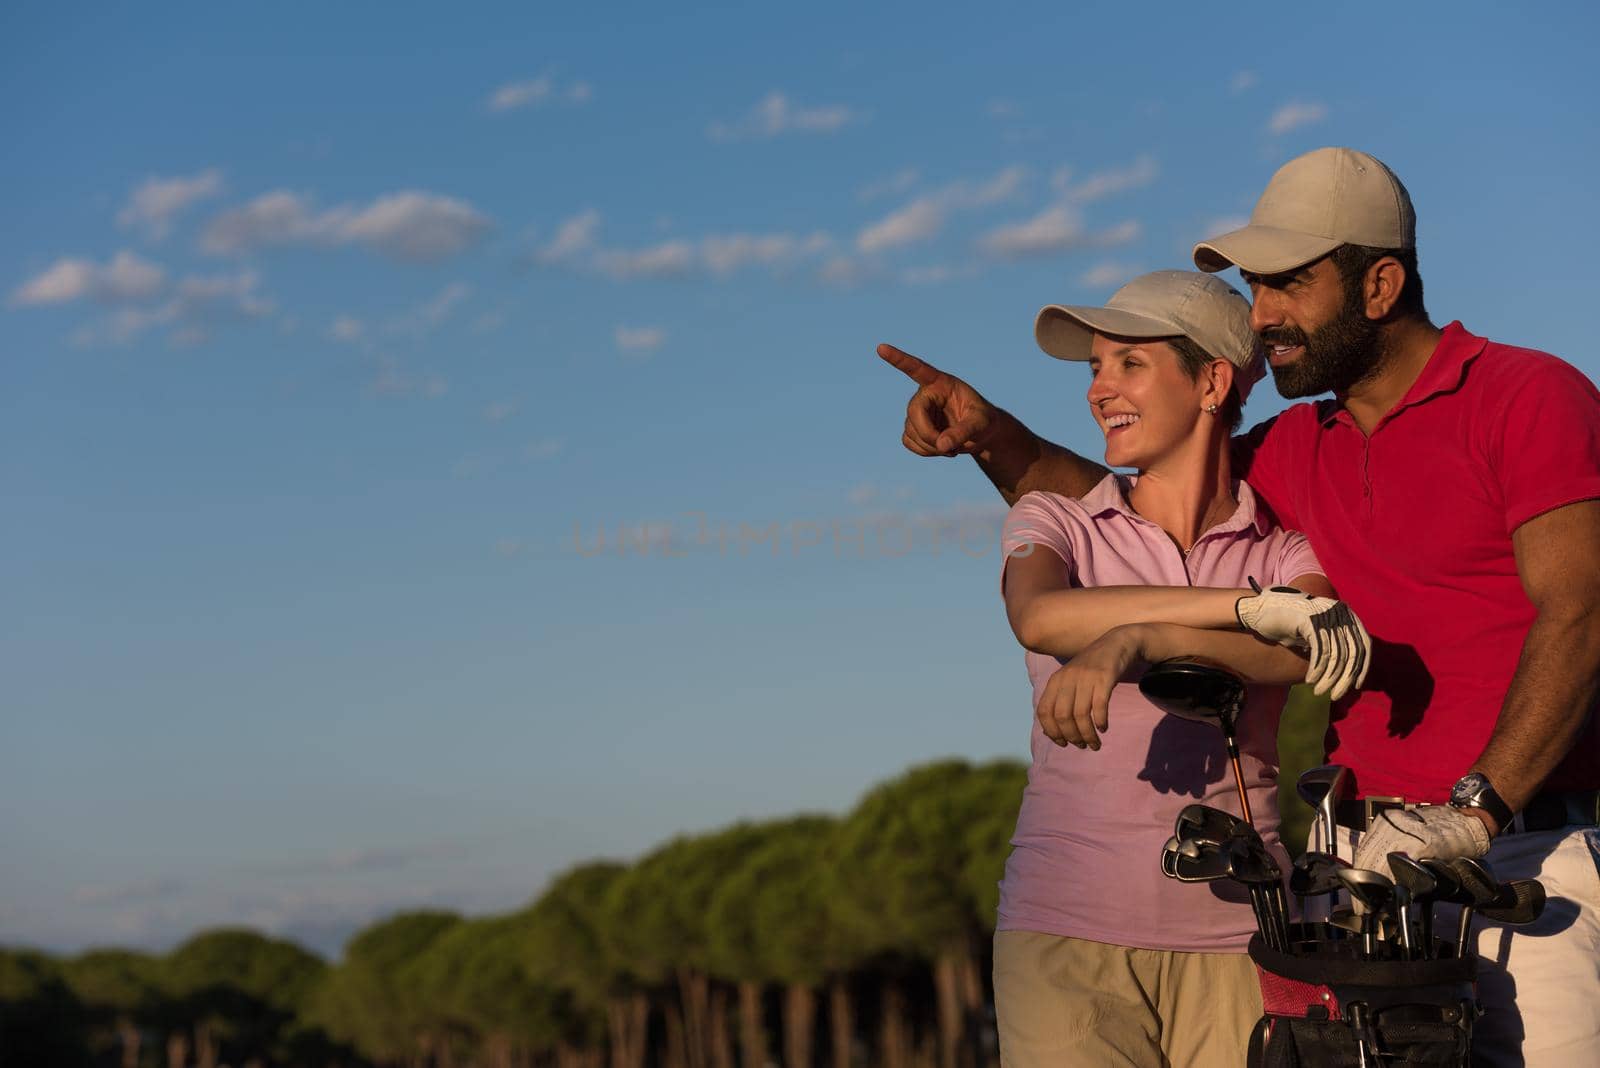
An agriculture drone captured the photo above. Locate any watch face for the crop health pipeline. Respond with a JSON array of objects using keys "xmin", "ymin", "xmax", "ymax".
[{"xmin": 1451, "ymin": 772, "xmax": 1489, "ymax": 806}]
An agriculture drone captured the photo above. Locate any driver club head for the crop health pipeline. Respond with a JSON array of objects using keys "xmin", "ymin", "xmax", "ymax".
[
  {"xmin": 1479, "ymin": 879, "xmax": 1547, "ymax": 926},
  {"xmin": 1138, "ymin": 659, "xmax": 1245, "ymax": 732}
]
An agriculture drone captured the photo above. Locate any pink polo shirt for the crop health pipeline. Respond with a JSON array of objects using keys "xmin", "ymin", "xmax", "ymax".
[{"xmin": 997, "ymin": 475, "xmax": 1322, "ymax": 952}]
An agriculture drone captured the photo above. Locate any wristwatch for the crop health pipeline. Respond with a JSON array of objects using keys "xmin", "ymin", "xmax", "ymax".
[{"xmin": 1449, "ymin": 771, "xmax": 1514, "ymax": 830}]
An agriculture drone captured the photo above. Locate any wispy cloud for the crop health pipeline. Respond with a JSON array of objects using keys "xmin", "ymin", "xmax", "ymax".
[
  {"xmin": 615, "ymin": 324, "xmax": 665, "ymax": 353},
  {"xmin": 117, "ymin": 169, "xmax": 224, "ymax": 239},
  {"xmin": 858, "ymin": 168, "xmax": 920, "ymax": 202},
  {"xmin": 524, "ymin": 438, "xmax": 564, "ymax": 460},
  {"xmin": 487, "ymin": 74, "xmax": 592, "ymax": 113},
  {"xmin": 537, "ymin": 214, "xmax": 833, "ymax": 281},
  {"xmin": 1053, "ymin": 156, "xmax": 1158, "ymax": 204},
  {"xmin": 978, "ymin": 208, "xmax": 1139, "ymax": 261},
  {"xmin": 484, "ymin": 399, "xmax": 518, "ymax": 423},
  {"xmin": 72, "ymin": 878, "xmax": 184, "ymax": 907},
  {"xmin": 855, "ymin": 166, "xmax": 1028, "ymax": 254},
  {"xmin": 708, "ymin": 91, "xmax": 860, "ymax": 142},
  {"xmin": 368, "ymin": 355, "xmax": 447, "ymax": 397},
  {"xmin": 329, "ymin": 315, "xmax": 365, "ymax": 343},
  {"xmin": 1267, "ymin": 101, "xmax": 1328, "ymax": 135},
  {"xmin": 1079, "ymin": 262, "xmax": 1141, "ymax": 289},
  {"xmin": 10, "ymin": 250, "xmax": 166, "ymax": 306},
  {"xmin": 69, "ymin": 269, "xmax": 273, "ymax": 346},
  {"xmin": 202, "ymin": 189, "xmax": 490, "ymax": 262},
  {"xmin": 1230, "ymin": 71, "xmax": 1258, "ymax": 94}
]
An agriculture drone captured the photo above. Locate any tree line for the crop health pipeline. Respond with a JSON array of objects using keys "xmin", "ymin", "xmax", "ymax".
[{"xmin": 1, "ymin": 759, "xmax": 1029, "ymax": 1068}]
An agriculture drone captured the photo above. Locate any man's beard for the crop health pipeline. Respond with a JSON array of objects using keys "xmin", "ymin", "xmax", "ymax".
[{"xmin": 1262, "ymin": 286, "xmax": 1383, "ymax": 398}]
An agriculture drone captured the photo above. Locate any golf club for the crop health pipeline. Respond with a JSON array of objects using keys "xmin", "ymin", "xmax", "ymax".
[
  {"xmin": 1336, "ymin": 867, "xmax": 1396, "ymax": 960},
  {"xmin": 1140, "ymin": 659, "xmax": 1254, "ymax": 827},
  {"xmin": 1295, "ymin": 764, "xmax": 1351, "ymax": 862}
]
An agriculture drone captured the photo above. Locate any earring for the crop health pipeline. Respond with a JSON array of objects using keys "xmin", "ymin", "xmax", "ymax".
[{"xmin": 1205, "ymin": 404, "xmax": 1218, "ymax": 414}]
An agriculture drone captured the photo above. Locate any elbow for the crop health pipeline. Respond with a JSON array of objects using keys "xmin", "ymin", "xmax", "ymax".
[{"xmin": 1008, "ymin": 601, "xmax": 1051, "ymax": 654}]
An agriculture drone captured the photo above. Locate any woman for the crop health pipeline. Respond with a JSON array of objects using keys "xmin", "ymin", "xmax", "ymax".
[{"xmin": 991, "ymin": 270, "xmax": 1369, "ymax": 1067}]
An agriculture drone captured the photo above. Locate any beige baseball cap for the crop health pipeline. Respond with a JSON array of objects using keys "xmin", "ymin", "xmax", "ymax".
[
  {"xmin": 1035, "ymin": 269, "xmax": 1266, "ymax": 403},
  {"xmin": 1193, "ymin": 147, "xmax": 1415, "ymax": 274}
]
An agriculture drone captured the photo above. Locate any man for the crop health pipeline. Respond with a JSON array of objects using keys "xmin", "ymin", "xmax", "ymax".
[{"xmin": 881, "ymin": 147, "xmax": 1600, "ymax": 1066}]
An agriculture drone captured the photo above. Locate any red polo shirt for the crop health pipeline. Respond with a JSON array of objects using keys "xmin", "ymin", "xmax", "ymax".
[{"xmin": 1235, "ymin": 322, "xmax": 1600, "ymax": 801}]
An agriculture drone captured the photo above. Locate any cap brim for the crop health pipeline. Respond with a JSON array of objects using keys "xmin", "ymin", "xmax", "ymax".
[
  {"xmin": 1035, "ymin": 305, "xmax": 1184, "ymax": 361},
  {"xmin": 1192, "ymin": 225, "xmax": 1342, "ymax": 275}
]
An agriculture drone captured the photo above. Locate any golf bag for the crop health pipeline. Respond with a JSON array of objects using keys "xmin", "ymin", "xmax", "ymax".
[{"xmin": 1245, "ymin": 926, "xmax": 1476, "ymax": 1067}]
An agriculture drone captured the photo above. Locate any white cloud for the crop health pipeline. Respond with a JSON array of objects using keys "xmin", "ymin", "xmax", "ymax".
[
  {"xmin": 368, "ymin": 355, "xmax": 447, "ymax": 397},
  {"xmin": 708, "ymin": 91, "xmax": 859, "ymax": 141},
  {"xmin": 858, "ymin": 168, "xmax": 920, "ymax": 202},
  {"xmin": 81, "ymin": 268, "xmax": 273, "ymax": 346},
  {"xmin": 487, "ymin": 74, "xmax": 591, "ymax": 113},
  {"xmin": 702, "ymin": 231, "xmax": 830, "ymax": 274},
  {"xmin": 988, "ymin": 99, "xmax": 1021, "ymax": 119},
  {"xmin": 484, "ymin": 399, "xmax": 518, "ymax": 423},
  {"xmin": 1202, "ymin": 215, "xmax": 1249, "ymax": 240},
  {"xmin": 329, "ymin": 315, "xmax": 365, "ymax": 342},
  {"xmin": 596, "ymin": 240, "xmax": 697, "ymax": 279},
  {"xmin": 849, "ymin": 483, "xmax": 878, "ymax": 506},
  {"xmin": 117, "ymin": 169, "xmax": 224, "ymax": 239},
  {"xmin": 538, "ymin": 208, "xmax": 601, "ymax": 263},
  {"xmin": 202, "ymin": 189, "xmax": 490, "ymax": 262},
  {"xmin": 858, "ymin": 197, "xmax": 944, "ymax": 254},
  {"xmin": 979, "ymin": 208, "xmax": 1139, "ymax": 260},
  {"xmin": 1267, "ymin": 101, "xmax": 1328, "ymax": 135},
  {"xmin": 1230, "ymin": 71, "xmax": 1258, "ymax": 93},
  {"xmin": 418, "ymin": 281, "xmax": 470, "ymax": 326},
  {"xmin": 10, "ymin": 250, "xmax": 166, "ymax": 306},
  {"xmin": 1080, "ymin": 262, "xmax": 1141, "ymax": 289},
  {"xmin": 615, "ymin": 324, "xmax": 665, "ymax": 353},
  {"xmin": 855, "ymin": 166, "xmax": 1027, "ymax": 254},
  {"xmin": 524, "ymin": 438, "xmax": 564, "ymax": 460},
  {"xmin": 1055, "ymin": 156, "xmax": 1158, "ymax": 203}
]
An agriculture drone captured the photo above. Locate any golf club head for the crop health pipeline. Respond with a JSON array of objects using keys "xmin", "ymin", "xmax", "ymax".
[
  {"xmin": 1441, "ymin": 857, "xmax": 1500, "ymax": 910},
  {"xmin": 1296, "ymin": 764, "xmax": 1351, "ymax": 856},
  {"xmin": 1160, "ymin": 834, "xmax": 1203, "ymax": 879},
  {"xmin": 1387, "ymin": 852, "xmax": 1438, "ymax": 898},
  {"xmin": 1479, "ymin": 879, "xmax": 1547, "ymax": 926},
  {"xmin": 1419, "ymin": 858, "xmax": 1467, "ymax": 905},
  {"xmin": 1174, "ymin": 803, "xmax": 1254, "ymax": 845},
  {"xmin": 1223, "ymin": 833, "xmax": 1282, "ymax": 885},
  {"xmin": 1138, "ymin": 659, "xmax": 1245, "ymax": 732},
  {"xmin": 1336, "ymin": 866, "xmax": 1396, "ymax": 914},
  {"xmin": 1165, "ymin": 839, "xmax": 1237, "ymax": 883},
  {"xmin": 1290, "ymin": 851, "xmax": 1351, "ymax": 897}
]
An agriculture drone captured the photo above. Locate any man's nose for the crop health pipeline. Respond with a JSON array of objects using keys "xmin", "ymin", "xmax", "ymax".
[{"xmin": 1249, "ymin": 291, "xmax": 1283, "ymax": 334}]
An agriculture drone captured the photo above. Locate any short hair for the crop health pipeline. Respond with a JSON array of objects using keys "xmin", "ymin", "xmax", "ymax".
[
  {"xmin": 1329, "ymin": 244, "xmax": 1427, "ymax": 320},
  {"xmin": 1167, "ymin": 335, "xmax": 1244, "ymax": 432}
]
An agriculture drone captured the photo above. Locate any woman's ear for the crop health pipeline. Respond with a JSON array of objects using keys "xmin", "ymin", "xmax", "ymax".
[{"xmin": 1203, "ymin": 359, "xmax": 1235, "ymax": 412}]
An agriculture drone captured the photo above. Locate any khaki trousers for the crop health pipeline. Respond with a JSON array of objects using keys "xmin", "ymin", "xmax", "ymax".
[{"xmin": 994, "ymin": 930, "xmax": 1262, "ymax": 1068}]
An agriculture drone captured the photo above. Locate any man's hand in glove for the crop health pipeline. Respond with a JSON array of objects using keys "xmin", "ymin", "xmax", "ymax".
[
  {"xmin": 1236, "ymin": 583, "xmax": 1372, "ymax": 699},
  {"xmin": 1352, "ymin": 806, "xmax": 1491, "ymax": 874}
]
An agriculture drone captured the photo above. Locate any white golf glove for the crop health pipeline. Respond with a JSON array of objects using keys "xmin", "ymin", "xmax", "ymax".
[
  {"xmin": 1352, "ymin": 806, "xmax": 1491, "ymax": 875},
  {"xmin": 1235, "ymin": 582, "xmax": 1372, "ymax": 700}
]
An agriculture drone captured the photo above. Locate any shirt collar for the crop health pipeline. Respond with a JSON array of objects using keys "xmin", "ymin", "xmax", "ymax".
[
  {"xmin": 1082, "ymin": 472, "xmax": 1271, "ymax": 538},
  {"xmin": 1318, "ymin": 321, "xmax": 1487, "ymax": 428}
]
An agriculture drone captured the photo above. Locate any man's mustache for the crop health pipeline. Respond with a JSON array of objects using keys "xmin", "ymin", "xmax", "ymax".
[{"xmin": 1259, "ymin": 327, "xmax": 1309, "ymax": 347}]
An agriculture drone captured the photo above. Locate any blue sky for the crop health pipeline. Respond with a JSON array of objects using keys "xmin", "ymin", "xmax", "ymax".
[{"xmin": 5, "ymin": 2, "xmax": 1599, "ymax": 957}]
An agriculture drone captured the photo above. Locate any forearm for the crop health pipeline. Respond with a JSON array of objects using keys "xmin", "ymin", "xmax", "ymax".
[
  {"xmin": 1136, "ymin": 622, "xmax": 1311, "ymax": 686},
  {"xmin": 975, "ymin": 408, "xmax": 1108, "ymax": 506},
  {"xmin": 1013, "ymin": 586, "xmax": 1248, "ymax": 658},
  {"xmin": 1471, "ymin": 606, "xmax": 1600, "ymax": 814}
]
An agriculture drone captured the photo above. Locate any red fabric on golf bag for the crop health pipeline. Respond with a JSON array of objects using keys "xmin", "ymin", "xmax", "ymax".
[{"xmin": 1245, "ymin": 928, "xmax": 1476, "ymax": 1067}]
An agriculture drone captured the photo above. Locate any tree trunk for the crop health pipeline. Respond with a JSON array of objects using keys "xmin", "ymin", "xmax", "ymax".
[
  {"xmin": 678, "ymin": 967, "xmax": 711, "ymax": 1068},
  {"xmin": 664, "ymin": 1001, "xmax": 689, "ymax": 1068},
  {"xmin": 783, "ymin": 985, "xmax": 815, "ymax": 1068},
  {"xmin": 958, "ymin": 951, "xmax": 989, "ymax": 1068},
  {"xmin": 194, "ymin": 1021, "xmax": 218, "ymax": 1068},
  {"xmin": 166, "ymin": 1032, "xmax": 189, "ymax": 1068},
  {"xmin": 879, "ymin": 983, "xmax": 909, "ymax": 1068},
  {"xmin": 486, "ymin": 1033, "xmax": 514, "ymax": 1068},
  {"xmin": 609, "ymin": 994, "xmax": 651, "ymax": 1068},
  {"xmin": 737, "ymin": 981, "xmax": 767, "ymax": 1068},
  {"xmin": 934, "ymin": 956, "xmax": 961, "ymax": 1068},
  {"xmin": 709, "ymin": 986, "xmax": 736, "ymax": 1068},
  {"xmin": 828, "ymin": 978, "xmax": 852, "ymax": 1068},
  {"xmin": 116, "ymin": 1016, "xmax": 141, "ymax": 1068}
]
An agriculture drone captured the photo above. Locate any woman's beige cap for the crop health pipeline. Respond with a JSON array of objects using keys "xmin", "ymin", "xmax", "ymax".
[
  {"xmin": 1193, "ymin": 147, "xmax": 1414, "ymax": 275},
  {"xmin": 1034, "ymin": 269, "xmax": 1266, "ymax": 403}
]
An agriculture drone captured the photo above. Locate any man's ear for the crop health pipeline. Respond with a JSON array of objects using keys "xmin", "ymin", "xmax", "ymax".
[{"xmin": 1365, "ymin": 257, "xmax": 1407, "ymax": 320}]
